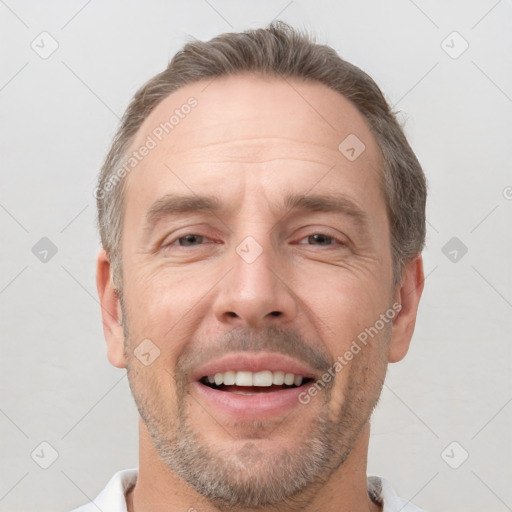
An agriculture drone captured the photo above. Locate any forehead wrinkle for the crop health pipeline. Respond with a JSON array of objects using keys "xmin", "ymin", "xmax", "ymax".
[{"xmin": 136, "ymin": 136, "xmax": 346, "ymax": 168}]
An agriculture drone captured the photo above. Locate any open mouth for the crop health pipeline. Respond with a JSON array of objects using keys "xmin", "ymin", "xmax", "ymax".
[{"xmin": 199, "ymin": 370, "xmax": 313, "ymax": 394}]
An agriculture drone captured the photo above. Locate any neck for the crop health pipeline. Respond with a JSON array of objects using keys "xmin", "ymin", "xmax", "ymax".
[{"xmin": 127, "ymin": 419, "xmax": 381, "ymax": 512}]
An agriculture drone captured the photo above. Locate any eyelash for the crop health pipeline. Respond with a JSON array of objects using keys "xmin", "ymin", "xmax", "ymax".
[{"xmin": 163, "ymin": 232, "xmax": 347, "ymax": 249}]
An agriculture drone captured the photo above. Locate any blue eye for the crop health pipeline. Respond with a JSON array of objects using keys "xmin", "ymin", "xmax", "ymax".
[
  {"xmin": 171, "ymin": 234, "xmax": 207, "ymax": 247},
  {"xmin": 298, "ymin": 233, "xmax": 345, "ymax": 247},
  {"xmin": 162, "ymin": 232, "xmax": 346, "ymax": 251}
]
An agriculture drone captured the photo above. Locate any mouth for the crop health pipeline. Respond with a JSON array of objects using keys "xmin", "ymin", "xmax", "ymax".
[
  {"xmin": 191, "ymin": 354, "xmax": 318, "ymax": 420},
  {"xmin": 199, "ymin": 370, "xmax": 313, "ymax": 394}
]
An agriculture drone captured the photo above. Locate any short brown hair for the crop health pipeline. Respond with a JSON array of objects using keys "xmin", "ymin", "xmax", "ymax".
[{"xmin": 96, "ymin": 21, "xmax": 426, "ymax": 290}]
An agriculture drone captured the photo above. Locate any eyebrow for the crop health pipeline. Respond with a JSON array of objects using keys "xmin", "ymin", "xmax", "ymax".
[
  {"xmin": 144, "ymin": 194, "xmax": 223, "ymax": 231},
  {"xmin": 282, "ymin": 193, "xmax": 369, "ymax": 230},
  {"xmin": 142, "ymin": 191, "xmax": 370, "ymax": 238}
]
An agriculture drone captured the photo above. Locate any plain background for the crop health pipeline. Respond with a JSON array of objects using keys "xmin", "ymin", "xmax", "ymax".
[{"xmin": 1, "ymin": 1, "xmax": 511, "ymax": 511}]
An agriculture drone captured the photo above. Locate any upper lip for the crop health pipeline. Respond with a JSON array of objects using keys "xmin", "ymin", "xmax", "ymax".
[{"xmin": 191, "ymin": 352, "xmax": 318, "ymax": 382}]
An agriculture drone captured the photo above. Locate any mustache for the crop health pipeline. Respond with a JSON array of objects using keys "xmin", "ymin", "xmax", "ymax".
[{"xmin": 176, "ymin": 325, "xmax": 333, "ymax": 380}]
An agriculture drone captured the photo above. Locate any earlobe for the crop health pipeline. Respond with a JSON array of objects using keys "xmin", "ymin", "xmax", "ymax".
[
  {"xmin": 388, "ymin": 255, "xmax": 425, "ymax": 363},
  {"xmin": 96, "ymin": 249, "xmax": 127, "ymax": 369}
]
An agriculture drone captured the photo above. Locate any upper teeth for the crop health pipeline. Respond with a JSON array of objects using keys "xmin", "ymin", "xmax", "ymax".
[{"xmin": 206, "ymin": 371, "xmax": 304, "ymax": 387}]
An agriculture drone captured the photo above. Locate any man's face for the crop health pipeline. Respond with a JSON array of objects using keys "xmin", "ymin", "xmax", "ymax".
[{"xmin": 118, "ymin": 75, "xmax": 396, "ymax": 506}]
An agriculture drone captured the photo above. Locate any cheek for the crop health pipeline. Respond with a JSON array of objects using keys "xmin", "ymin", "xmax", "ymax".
[
  {"xmin": 326, "ymin": 324, "xmax": 390, "ymax": 423},
  {"xmin": 127, "ymin": 360, "xmax": 181, "ymax": 432},
  {"xmin": 123, "ymin": 269, "xmax": 219, "ymax": 398},
  {"xmin": 124, "ymin": 267, "xmax": 191, "ymax": 339},
  {"xmin": 307, "ymin": 272, "xmax": 390, "ymax": 388},
  {"xmin": 312, "ymin": 273, "xmax": 388, "ymax": 346}
]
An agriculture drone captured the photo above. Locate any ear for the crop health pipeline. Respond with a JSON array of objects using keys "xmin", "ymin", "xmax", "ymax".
[
  {"xmin": 388, "ymin": 254, "xmax": 425, "ymax": 363},
  {"xmin": 96, "ymin": 248, "xmax": 127, "ymax": 368}
]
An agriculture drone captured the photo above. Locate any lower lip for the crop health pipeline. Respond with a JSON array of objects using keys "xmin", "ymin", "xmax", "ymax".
[{"xmin": 192, "ymin": 381, "xmax": 309, "ymax": 420}]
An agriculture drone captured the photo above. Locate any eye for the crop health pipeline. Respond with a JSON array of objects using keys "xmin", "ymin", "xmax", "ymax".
[
  {"xmin": 165, "ymin": 234, "xmax": 210, "ymax": 247},
  {"xmin": 297, "ymin": 233, "xmax": 346, "ymax": 247}
]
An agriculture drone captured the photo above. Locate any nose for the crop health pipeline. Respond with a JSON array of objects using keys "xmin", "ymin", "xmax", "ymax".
[{"xmin": 212, "ymin": 236, "xmax": 298, "ymax": 329}]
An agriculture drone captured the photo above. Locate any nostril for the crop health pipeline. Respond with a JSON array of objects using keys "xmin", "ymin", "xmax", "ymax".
[{"xmin": 269, "ymin": 311, "xmax": 281, "ymax": 317}]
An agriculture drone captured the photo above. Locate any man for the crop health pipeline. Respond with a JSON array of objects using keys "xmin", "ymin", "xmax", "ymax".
[{"xmin": 72, "ymin": 21, "xmax": 427, "ymax": 512}]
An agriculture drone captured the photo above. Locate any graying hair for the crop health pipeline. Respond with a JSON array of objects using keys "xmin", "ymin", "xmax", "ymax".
[{"xmin": 96, "ymin": 21, "xmax": 426, "ymax": 290}]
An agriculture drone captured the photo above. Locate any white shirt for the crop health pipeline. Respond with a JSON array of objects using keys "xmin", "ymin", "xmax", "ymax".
[{"xmin": 69, "ymin": 468, "xmax": 426, "ymax": 512}]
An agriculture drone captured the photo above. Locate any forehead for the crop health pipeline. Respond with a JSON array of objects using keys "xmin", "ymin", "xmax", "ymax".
[
  {"xmin": 128, "ymin": 73, "xmax": 381, "ymax": 162},
  {"xmin": 124, "ymin": 74, "xmax": 384, "ymax": 217}
]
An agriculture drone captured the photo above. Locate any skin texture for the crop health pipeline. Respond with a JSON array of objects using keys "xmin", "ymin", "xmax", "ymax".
[{"xmin": 96, "ymin": 74, "xmax": 424, "ymax": 512}]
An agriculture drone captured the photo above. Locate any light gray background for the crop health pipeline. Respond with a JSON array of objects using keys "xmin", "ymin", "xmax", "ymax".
[{"xmin": 1, "ymin": 1, "xmax": 511, "ymax": 511}]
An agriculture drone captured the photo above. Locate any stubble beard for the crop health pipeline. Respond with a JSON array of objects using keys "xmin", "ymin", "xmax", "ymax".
[{"xmin": 121, "ymin": 300, "xmax": 389, "ymax": 509}]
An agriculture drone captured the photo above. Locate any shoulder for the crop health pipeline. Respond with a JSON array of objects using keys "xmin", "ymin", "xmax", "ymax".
[
  {"xmin": 68, "ymin": 467, "xmax": 138, "ymax": 512},
  {"xmin": 368, "ymin": 475, "xmax": 427, "ymax": 512}
]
